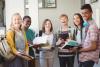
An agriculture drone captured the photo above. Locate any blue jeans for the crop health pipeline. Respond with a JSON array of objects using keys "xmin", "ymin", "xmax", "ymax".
[{"xmin": 79, "ymin": 60, "xmax": 95, "ymax": 67}]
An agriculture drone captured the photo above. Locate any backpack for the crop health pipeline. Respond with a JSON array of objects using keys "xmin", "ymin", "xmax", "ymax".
[{"xmin": 0, "ymin": 29, "xmax": 15, "ymax": 61}]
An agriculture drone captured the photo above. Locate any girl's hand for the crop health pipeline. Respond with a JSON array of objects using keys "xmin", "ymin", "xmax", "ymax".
[
  {"xmin": 56, "ymin": 38, "xmax": 65, "ymax": 46},
  {"xmin": 21, "ymin": 55, "xmax": 32, "ymax": 61},
  {"xmin": 33, "ymin": 44, "xmax": 40, "ymax": 48},
  {"xmin": 16, "ymin": 51, "xmax": 32, "ymax": 61}
]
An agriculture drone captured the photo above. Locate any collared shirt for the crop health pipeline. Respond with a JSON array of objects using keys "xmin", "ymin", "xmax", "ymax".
[{"xmin": 79, "ymin": 19, "xmax": 99, "ymax": 63}]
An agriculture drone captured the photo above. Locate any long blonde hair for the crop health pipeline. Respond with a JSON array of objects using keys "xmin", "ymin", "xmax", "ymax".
[{"xmin": 10, "ymin": 13, "xmax": 22, "ymax": 30}]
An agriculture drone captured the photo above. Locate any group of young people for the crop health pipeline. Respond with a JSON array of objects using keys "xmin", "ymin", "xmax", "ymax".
[
  {"xmin": 0, "ymin": 4, "xmax": 99, "ymax": 67},
  {"xmin": 36, "ymin": 4, "xmax": 99, "ymax": 67}
]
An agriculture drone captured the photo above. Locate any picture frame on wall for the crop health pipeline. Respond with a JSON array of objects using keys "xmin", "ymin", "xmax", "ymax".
[
  {"xmin": 39, "ymin": 0, "xmax": 56, "ymax": 8},
  {"xmin": 45, "ymin": 0, "xmax": 56, "ymax": 8}
]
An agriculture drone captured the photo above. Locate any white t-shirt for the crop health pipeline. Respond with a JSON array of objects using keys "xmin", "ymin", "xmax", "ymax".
[
  {"xmin": 76, "ymin": 27, "xmax": 86, "ymax": 45},
  {"xmin": 42, "ymin": 33, "xmax": 53, "ymax": 46}
]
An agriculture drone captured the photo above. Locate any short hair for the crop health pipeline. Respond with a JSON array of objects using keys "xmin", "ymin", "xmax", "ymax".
[
  {"xmin": 60, "ymin": 14, "xmax": 68, "ymax": 19},
  {"xmin": 23, "ymin": 16, "xmax": 31, "ymax": 21},
  {"xmin": 81, "ymin": 4, "xmax": 93, "ymax": 12},
  {"xmin": 42, "ymin": 19, "xmax": 53, "ymax": 33}
]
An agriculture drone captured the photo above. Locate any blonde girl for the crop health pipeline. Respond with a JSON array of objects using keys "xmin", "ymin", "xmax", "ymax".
[{"xmin": 4, "ymin": 13, "xmax": 30, "ymax": 67}]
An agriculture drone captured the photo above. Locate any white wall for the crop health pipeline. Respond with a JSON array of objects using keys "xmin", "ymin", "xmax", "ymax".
[
  {"xmin": 38, "ymin": 0, "xmax": 81, "ymax": 32},
  {"xmin": 85, "ymin": 0, "xmax": 100, "ymax": 29},
  {"xmin": 91, "ymin": 0, "xmax": 100, "ymax": 29},
  {"xmin": 5, "ymin": 0, "xmax": 39, "ymax": 33},
  {"xmin": 5, "ymin": 0, "xmax": 24, "ymax": 29},
  {"xmin": 5, "ymin": 0, "xmax": 81, "ymax": 33},
  {"xmin": 29, "ymin": 0, "xmax": 39, "ymax": 33}
]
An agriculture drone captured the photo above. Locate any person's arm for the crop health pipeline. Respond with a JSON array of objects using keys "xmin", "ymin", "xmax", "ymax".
[
  {"xmin": 56, "ymin": 38, "xmax": 65, "ymax": 46},
  {"xmin": 79, "ymin": 41, "xmax": 97, "ymax": 52},
  {"xmin": 79, "ymin": 25, "xmax": 98, "ymax": 52},
  {"xmin": 6, "ymin": 31, "xmax": 25, "ymax": 55},
  {"xmin": 25, "ymin": 41, "xmax": 29, "ymax": 55},
  {"xmin": 7, "ymin": 30, "xmax": 31, "ymax": 60},
  {"xmin": 48, "ymin": 34, "xmax": 57, "ymax": 50},
  {"xmin": 29, "ymin": 29, "xmax": 40, "ymax": 48},
  {"xmin": 24, "ymin": 31, "xmax": 29, "ymax": 55},
  {"xmin": 6, "ymin": 30, "xmax": 18, "ymax": 55}
]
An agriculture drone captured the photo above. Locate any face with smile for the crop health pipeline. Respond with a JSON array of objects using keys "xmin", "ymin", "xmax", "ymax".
[
  {"xmin": 23, "ymin": 18, "xmax": 31, "ymax": 29},
  {"xmin": 60, "ymin": 16, "xmax": 68, "ymax": 26},
  {"xmin": 12, "ymin": 15, "xmax": 22, "ymax": 29},
  {"xmin": 73, "ymin": 15, "xmax": 81, "ymax": 26},
  {"xmin": 44, "ymin": 21, "xmax": 52, "ymax": 32},
  {"xmin": 81, "ymin": 9, "xmax": 92, "ymax": 21}
]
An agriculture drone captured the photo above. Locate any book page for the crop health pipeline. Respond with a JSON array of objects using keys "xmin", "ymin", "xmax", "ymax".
[{"xmin": 33, "ymin": 36, "xmax": 48, "ymax": 45}]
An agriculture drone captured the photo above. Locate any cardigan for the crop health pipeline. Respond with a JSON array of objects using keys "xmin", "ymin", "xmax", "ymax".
[{"xmin": 6, "ymin": 30, "xmax": 29, "ymax": 55}]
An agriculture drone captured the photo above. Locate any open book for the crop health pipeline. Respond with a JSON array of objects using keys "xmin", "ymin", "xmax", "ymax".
[
  {"xmin": 33, "ymin": 36, "xmax": 48, "ymax": 45},
  {"xmin": 60, "ymin": 40, "xmax": 79, "ymax": 49},
  {"xmin": 33, "ymin": 36, "xmax": 51, "ymax": 49}
]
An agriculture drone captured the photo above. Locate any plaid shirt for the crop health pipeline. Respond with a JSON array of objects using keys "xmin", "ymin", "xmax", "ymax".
[{"xmin": 79, "ymin": 19, "xmax": 99, "ymax": 63}]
